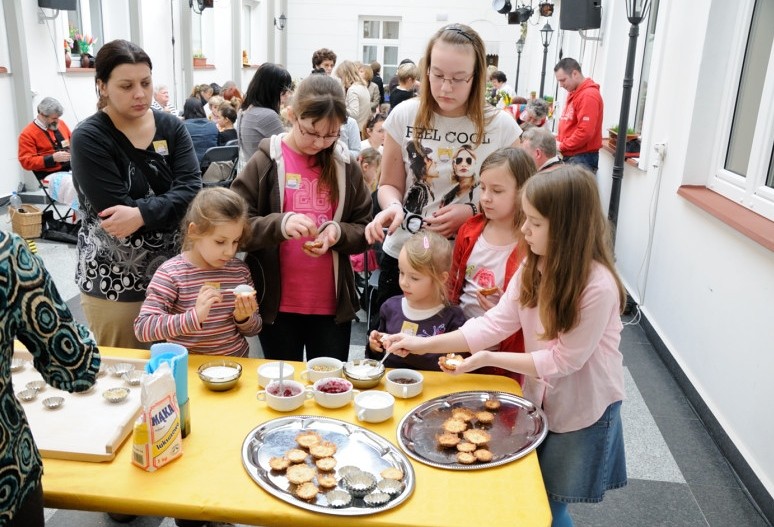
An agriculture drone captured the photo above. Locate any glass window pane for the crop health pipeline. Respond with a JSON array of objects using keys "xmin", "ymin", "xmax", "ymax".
[
  {"xmin": 384, "ymin": 66, "xmax": 397, "ymax": 82},
  {"xmin": 362, "ymin": 46, "xmax": 377, "ymax": 64},
  {"xmin": 384, "ymin": 46, "xmax": 398, "ymax": 65},
  {"xmin": 634, "ymin": 0, "xmax": 659, "ymax": 133},
  {"xmin": 242, "ymin": 6, "xmax": 251, "ymax": 58},
  {"xmin": 767, "ymin": 143, "xmax": 774, "ymax": 189},
  {"xmin": 725, "ymin": 0, "xmax": 774, "ymax": 177},
  {"xmin": 383, "ymin": 21, "xmax": 400, "ymax": 39},
  {"xmin": 363, "ymin": 20, "xmax": 379, "ymax": 39}
]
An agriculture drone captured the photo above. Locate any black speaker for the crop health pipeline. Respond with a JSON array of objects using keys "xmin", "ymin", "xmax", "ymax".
[
  {"xmin": 38, "ymin": 0, "xmax": 78, "ymax": 9},
  {"xmin": 560, "ymin": 0, "xmax": 602, "ymax": 31}
]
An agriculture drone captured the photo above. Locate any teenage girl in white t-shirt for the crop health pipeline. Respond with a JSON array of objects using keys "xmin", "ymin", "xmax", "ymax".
[{"xmin": 364, "ymin": 23, "xmax": 521, "ymax": 325}]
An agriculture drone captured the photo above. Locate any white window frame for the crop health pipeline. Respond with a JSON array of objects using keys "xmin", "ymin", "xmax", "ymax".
[
  {"xmin": 710, "ymin": 0, "xmax": 774, "ymax": 221},
  {"xmin": 358, "ymin": 17, "xmax": 401, "ymax": 82}
]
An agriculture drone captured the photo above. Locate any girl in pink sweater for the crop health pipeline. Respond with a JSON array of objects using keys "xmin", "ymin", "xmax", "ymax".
[{"xmin": 386, "ymin": 165, "xmax": 627, "ymax": 527}]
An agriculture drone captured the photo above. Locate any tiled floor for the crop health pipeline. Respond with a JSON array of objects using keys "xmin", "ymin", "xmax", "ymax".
[{"xmin": 3, "ymin": 212, "xmax": 771, "ymax": 527}]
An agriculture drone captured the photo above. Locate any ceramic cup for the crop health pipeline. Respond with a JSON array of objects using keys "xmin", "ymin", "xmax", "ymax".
[
  {"xmin": 256, "ymin": 380, "xmax": 312, "ymax": 412},
  {"xmin": 354, "ymin": 391, "xmax": 395, "ymax": 423},
  {"xmin": 300, "ymin": 357, "xmax": 344, "ymax": 384},
  {"xmin": 257, "ymin": 362, "xmax": 295, "ymax": 388},
  {"xmin": 312, "ymin": 377, "xmax": 360, "ymax": 409},
  {"xmin": 385, "ymin": 369, "xmax": 424, "ymax": 399}
]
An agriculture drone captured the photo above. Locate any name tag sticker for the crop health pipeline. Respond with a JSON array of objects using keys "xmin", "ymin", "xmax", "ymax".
[
  {"xmin": 153, "ymin": 140, "xmax": 169, "ymax": 155},
  {"xmin": 61, "ymin": 139, "xmax": 70, "ymax": 148},
  {"xmin": 400, "ymin": 321, "xmax": 419, "ymax": 336},
  {"xmin": 286, "ymin": 173, "xmax": 301, "ymax": 189}
]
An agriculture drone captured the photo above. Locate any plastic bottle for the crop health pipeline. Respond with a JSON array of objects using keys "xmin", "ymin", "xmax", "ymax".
[{"xmin": 9, "ymin": 191, "xmax": 22, "ymax": 211}]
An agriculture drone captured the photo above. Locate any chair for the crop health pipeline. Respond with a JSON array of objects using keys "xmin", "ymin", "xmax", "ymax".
[
  {"xmin": 200, "ymin": 145, "xmax": 239, "ymax": 187},
  {"xmin": 225, "ymin": 138, "xmax": 238, "ymax": 146},
  {"xmin": 32, "ymin": 170, "xmax": 76, "ymax": 222}
]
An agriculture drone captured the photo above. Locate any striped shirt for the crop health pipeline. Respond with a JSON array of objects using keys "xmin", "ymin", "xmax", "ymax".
[{"xmin": 134, "ymin": 254, "xmax": 262, "ymax": 357}]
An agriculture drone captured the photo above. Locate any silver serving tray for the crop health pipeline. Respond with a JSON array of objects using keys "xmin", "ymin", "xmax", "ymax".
[
  {"xmin": 397, "ymin": 390, "xmax": 548, "ymax": 470},
  {"xmin": 241, "ymin": 416, "xmax": 415, "ymax": 516}
]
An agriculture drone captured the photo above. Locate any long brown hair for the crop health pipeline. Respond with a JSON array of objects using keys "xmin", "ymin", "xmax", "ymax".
[
  {"xmin": 414, "ymin": 23, "xmax": 493, "ymax": 150},
  {"xmin": 479, "ymin": 147, "xmax": 536, "ymax": 230},
  {"xmin": 290, "ymin": 75, "xmax": 348, "ymax": 203},
  {"xmin": 519, "ymin": 165, "xmax": 625, "ymax": 339}
]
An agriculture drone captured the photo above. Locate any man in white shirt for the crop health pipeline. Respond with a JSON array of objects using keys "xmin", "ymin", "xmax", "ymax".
[
  {"xmin": 520, "ymin": 127, "xmax": 563, "ymax": 173},
  {"xmin": 490, "ymin": 71, "xmax": 516, "ymax": 108}
]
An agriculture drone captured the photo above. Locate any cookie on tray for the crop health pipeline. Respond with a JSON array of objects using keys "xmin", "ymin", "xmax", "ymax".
[
  {"xmin": 286, "ymin": 463, "xmax": 316, "ymax": 484},
  {"xmin": 295, "ymin": 430, "xmax": 322, "ymax": 449},
  {"xmin": 294, "ymin": 481, "xmax": 319, "ymax": 500}
]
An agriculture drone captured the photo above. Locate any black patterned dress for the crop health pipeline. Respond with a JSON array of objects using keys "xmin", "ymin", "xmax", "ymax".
[{"xmin": 0, "ymin": 232, "xmax": 100, "ymax": 523}]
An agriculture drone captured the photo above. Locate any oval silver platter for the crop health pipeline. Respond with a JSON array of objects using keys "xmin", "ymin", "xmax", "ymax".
[
  {"xmin": 397, "ymin": 390, "xmax": 548, "ymax": 470},
  {"xmin": 241, "ymin": 415, "xmax": 415, "ymax": 516}
]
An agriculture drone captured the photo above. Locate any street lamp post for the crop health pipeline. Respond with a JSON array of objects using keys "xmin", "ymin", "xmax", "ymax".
[
  {"xmin": 608, "ymin": 0, "xmax": 650, "ymax": 240},
  {"xmin": 515, "ymin": 38, "xmax": 525, "ymax": 93},
  {"xmin": 539, "ymin": 22, "xmax": 554, "ymax": 99}
]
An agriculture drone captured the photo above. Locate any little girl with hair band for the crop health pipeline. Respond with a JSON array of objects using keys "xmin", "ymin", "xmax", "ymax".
[
  {"xmin": 386, "ymin": 165, "xmax": 627, "ymax": 526},
  {"xmin": 367, "ymin": 231, "xmax": 466, "ymax": 371},
  {"xmin": 231, "ymin": 74, "xmax": 372, "ymax": 362},
  {"xmin": 447, "ymin": 147, "xmax": 537, "ymax": 384},
  {"xmin": 134, "ymin": 187, "xmax": 262, "ymax": 357}
]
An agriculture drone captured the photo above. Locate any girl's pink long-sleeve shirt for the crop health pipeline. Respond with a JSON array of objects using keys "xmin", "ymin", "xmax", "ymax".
[{"xmin": 460, "ymin": 262, "xmax": 625, "ymax": 433}]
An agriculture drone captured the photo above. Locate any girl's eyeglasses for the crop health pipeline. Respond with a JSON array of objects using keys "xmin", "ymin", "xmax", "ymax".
[
  {"xmin": 455, "ymin": 156, "xmax": 473, "ymax": 165},
  {"xmin": 298, "ymin": 124, "xmax": 340, "ymax": 142},
  {"xmin": 427, "ymin": 69, "xmax": 474, "ymax": 88}
]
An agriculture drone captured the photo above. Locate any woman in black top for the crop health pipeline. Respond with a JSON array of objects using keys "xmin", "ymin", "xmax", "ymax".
[{"xmin": 71, "ymin": 39, "xmax": 201, "ymax": 349}]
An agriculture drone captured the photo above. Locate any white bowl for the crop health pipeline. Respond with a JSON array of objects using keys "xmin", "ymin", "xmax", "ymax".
[{"xmin": 257, "ymin": 362, "xmax": 295, "ymax": 388}]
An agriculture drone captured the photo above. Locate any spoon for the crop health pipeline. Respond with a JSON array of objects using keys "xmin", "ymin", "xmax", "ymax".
[
  {"xmin": 367, "ymin": 352, "xmax": 390, "ymax": 376},
  {"xmin": 278, "ymin": 361, "xmax": 285, "ymax": 395}
]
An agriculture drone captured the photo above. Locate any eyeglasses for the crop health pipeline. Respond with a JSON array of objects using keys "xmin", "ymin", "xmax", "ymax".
[
  {"xmin": 403, "ymin": 211, "xmax": 426, "ymax": 234},
  {"xmin": 455, "ymin": 156, "xmax": 473, "ymax": 165},
  {"xmin": 427, "ymin": 69, "xmax": 474, "ymax": 88},
  {"xmin": 297, "ymin": 123, "xmax": 340, "ymax": 142}
]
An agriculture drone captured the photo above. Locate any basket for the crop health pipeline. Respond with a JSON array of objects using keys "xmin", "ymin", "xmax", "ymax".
[{"xmin": 9, "ymin": 204, "xmax": 43, "ymax": 239}]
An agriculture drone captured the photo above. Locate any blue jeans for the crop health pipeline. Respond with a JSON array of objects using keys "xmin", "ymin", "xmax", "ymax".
[
  {"xmin": 564, "ymin": 151, "xmax": 599, "ymax": 174},
  {"xmin": 537, "ymin": 401, "xmax": 627, "ymax": 503}
]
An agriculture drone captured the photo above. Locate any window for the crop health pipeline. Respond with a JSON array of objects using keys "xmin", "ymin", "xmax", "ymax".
[
  {"xmin": 633, "ymin": 0, "xmax": 659, "ymax": 133},
  {"xmin": 66, "ymin": 0, "xmax": 103, "ymax": 56},
  {"xmin": 712, "ymin": 0, "xmax": 774, "ymax": 220},
  {"xmin": 359, "ymin": 17, "xmax": 400, "ymax": 82}
]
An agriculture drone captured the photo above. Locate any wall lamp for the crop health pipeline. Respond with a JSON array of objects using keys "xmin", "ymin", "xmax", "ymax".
[{"xmin": 274, "ymin": 14, "xmax": 287, "ymax": 30}]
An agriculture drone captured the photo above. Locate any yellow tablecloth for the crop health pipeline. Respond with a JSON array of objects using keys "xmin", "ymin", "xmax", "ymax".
[{"xmin": 42, "ymin": 348, "xmax": 550, "ymax": 526}]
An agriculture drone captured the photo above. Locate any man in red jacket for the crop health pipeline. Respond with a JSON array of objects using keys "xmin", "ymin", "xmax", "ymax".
[
  {"xmin": 554, "ymin": 58, "xmax": 603, "ymax": 173},
  {"xmin": 18, "ymin": 97, "xmax": 72, "ymax": 178}
]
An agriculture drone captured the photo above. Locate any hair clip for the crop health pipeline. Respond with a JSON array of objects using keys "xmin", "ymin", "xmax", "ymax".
[
  {"xmin": 423, "ymin": 235, "xmax": 430, "ymax": 249},
  {"xmin": 443, "ymin": 24, "xmax": 474, "ymax": 43}
]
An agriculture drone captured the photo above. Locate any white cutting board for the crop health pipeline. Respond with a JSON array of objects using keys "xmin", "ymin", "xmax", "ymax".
[{"xmin": 11, "ymin": 349, "xmax": 146, "ymax": 462}]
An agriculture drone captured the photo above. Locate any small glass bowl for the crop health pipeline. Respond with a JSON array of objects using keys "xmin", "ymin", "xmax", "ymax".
[
  {"xmin": 10, "ymin": 358, "xmax": 25, "ymax": 372},
  {"xmin": 42, "ymin": 396, "xmax": 64, "ymax": 409},
  {"xmin": 17, "ymin": 388, "xmax": 38, "ymax": 402},
  {"xmin": 103, "ymin": 387, "xmax": 130, "ymax": 404},
  {"xmin": 122, "ymin": 370, "xmax": 144, "ymax": 386},
  {"xmin": 197, "ymin": 360, "xmax": 242, "ymax": 391},
  {"xmin": 26, "ymin": 380, "xmax": 46, "ymax": 392},
  {"xmin": 343, "ymin": 359, "xmax": 385, "ymax": 389}
]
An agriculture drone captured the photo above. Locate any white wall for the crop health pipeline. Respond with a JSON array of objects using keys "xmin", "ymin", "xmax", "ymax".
[{"xmin": 599, "ymin": 0, "xmax": 774, "ymax": 496}]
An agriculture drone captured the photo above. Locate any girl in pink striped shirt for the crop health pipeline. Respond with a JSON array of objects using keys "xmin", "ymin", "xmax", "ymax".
[
  {"xmin": 386, "ymin": 165, "xmax": 627, "ymax": 527},
  {"xmin": 134, "ymin": 187, "xmax": 262, "ymax": 357}
]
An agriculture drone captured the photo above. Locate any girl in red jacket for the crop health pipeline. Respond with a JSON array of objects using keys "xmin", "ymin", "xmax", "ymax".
[{"xmin": 447, "ymin": 147, "xmax": 536, "ymax": 383}]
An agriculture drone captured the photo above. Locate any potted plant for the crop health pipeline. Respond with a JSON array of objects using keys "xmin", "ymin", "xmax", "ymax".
[
  {"xmin": 76, "ymin": 32, "xmax": 96, "ymax": 67},
  {"xmin": 608, "ymin": 125, "xmax": 639, "ymax": 150},
  {"xmin": 193, "ymin": 51, "xmax": 207, "ymax": 68}
]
